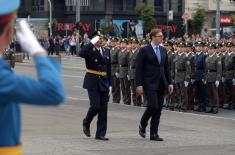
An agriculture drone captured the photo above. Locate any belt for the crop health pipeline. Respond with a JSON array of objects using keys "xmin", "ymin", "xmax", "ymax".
[
  {"xmin": 0, "ymin": 145, "xmax": 22, "ymax": 155},
  {"xmin": 86, "ymin": 69, "xmax": 107, "ymax": 76},
  {"xmin": 119, "ymin": 65, "xmax": 128, "ymax": 67}
]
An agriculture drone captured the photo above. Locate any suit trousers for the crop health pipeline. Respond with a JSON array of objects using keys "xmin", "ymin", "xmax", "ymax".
[
  {"xmin": 140, "ymin": 89, "xmax": 165, "ymax": 136},
  {"xmin": 111, "ymin": 75, "xmax": 121, "ymax": 103},
  {"xmin": 83, "ymin": 89, "xmax": 109, "ymax": 137}
]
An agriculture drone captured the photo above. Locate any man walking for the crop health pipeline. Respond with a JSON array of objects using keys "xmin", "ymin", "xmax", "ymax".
[
  {"xmin": 136, "ymin": 29, "xmax": 173, "ymax": 141},
  {"xmin": 79, "ymin": 33, "xmax": 111, "ymax": 141}
]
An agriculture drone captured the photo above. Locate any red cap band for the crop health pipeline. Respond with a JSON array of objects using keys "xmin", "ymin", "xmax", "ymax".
[{"xmin": 0, "ymin": 12, "xmax": 16, "ymax": 24}]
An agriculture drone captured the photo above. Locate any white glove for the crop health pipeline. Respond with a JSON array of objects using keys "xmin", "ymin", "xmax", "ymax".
[
  {"xmin": 127, "ymin": 75, "xmax": 130, "ymax": 80},
  {"xmin": 184, "ymin": 81, "xmax": 189, "ymax": 87},
  {"xmin": 232, "ymin": 79, "xmax": 235, "ymax": 86},
  {"xmin": 215, "ymin": 80, "xmax": 220, "ymax": 87},
  {"xmin": 90, "ymin": 36, "xmax": 100, "ymax": 45},
  {"xmin": 109, "ymin": 86, "xmax": 112, "ymax": 96},
  {"xmin": 202, "ymin": 79, "xmax": 207, "ymax": 85},
  {"xmin": 115, "ymin": 72, "xmax": 119, "ymax": 78},
  {"xmin": 191, "ymin": 79, "xmax": 195, "ymax": 84},
  {"xmin": 222, "ymin": 77, "xmax": 225, "ymax": 83},
  {"xmin": 16, "ymin": 20, "xmax": 46, "ymax": 56}
]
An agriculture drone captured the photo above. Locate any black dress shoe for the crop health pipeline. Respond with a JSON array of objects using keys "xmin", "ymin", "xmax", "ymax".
[
  {"xmin": 205, "ymin": 109, "xmax": 213, "ymax": 113},
  {"xmin": 95, "ymin": 136, "xmax": 109, "ymax": 141},
  {"xmin": 83, "ymin": 125, "xmax": 91, "ymax": 137},
  {"xmin": 213, "ymin": 108, "xmax": 218, "ymax": 114},
  {"xmin": 150, "ymin": 136, "xmax": 164, "ymax": 141},
  {"xmin": 139, "ymin": 125, "xmax": 146, "ymax": 138}
]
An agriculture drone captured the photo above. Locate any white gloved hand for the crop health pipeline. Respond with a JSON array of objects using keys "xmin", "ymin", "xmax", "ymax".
[
  {"xmin": 115, "ymin": 72, "xmax": 119, "ymax": 78},
  {"xmin": 127, "ymin": 75, "xmax": 130, "ymax": 80},
  {"xmin": 109, "ymin": 86, "xmax": 112, "ymax": 96},
  {"xmin": 16, "ymin": 20, "xmax": 46, "ymax": 56},
  {"xmin": 90, "ymin": 36, "xmax": 100, "ymax": 45},
  {"xmin": 221, "ymin": 77, "xmax": 225, "ymax": 83},
  {"xmin": 184, "ymin": 81, "xmax": 189, "ymax": 87},
  {"xmin": 191, "ymin": 79, "xmax": 195, "ymax": 84},
  {"xmin": 202, "ymin": 79, "xmax": 207, "ymax": 85},
  {"xmin": 215, "ymin": 80, "xmax": 220, "ymax": 87},
  {"xmin": 232, "ymin": 79, "xmax": 235, "ymax": 86}
]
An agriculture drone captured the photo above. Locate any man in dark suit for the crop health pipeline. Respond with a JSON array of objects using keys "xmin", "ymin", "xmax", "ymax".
[
  {"xmin": 79, "ymin": 32, "xmax": 111, "ymax": 141},
  {"xmin": 135, "ymin": 29, "xmax": 173, "ymax": 141}
]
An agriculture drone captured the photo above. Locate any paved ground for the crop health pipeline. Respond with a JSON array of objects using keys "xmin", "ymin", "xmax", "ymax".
[{"xmin": 14, "ymin": 56, "xmax": 235, "ymax": 155}]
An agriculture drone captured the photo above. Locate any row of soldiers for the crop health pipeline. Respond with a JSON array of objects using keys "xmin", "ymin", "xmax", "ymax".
[{"xmin": 105, "ymin": 37, "xmax": 235, "ymax": 114}]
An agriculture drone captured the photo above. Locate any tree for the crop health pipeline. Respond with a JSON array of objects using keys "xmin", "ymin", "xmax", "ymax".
[
  {"xmin": 135, "ymin": 3, "xmax": 156, "ymax": 35},
  {"xmin": 192, "ymin": 7, "xmax": 206, "ymax": 34},
  {"xmin": 232, "ymin": 14, "xmax": 235, "ymax": 26}
]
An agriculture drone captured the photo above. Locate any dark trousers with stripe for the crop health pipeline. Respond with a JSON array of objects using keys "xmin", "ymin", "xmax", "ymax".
[{"xmin": 83, "ymin": 89, "xmax": 109, "ymax": 137}]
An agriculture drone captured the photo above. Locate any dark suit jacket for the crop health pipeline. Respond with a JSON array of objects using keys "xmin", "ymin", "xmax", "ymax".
[
  {"xmin": 135, "ymin": 44, "xmax": 172, "ymax": 91},
  {"xmin": 79, "ymin": 43, "xmax": 112, "ymax": 92}
]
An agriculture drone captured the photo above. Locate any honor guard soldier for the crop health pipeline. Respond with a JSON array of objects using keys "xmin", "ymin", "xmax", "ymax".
[
  {"xmin": 0, "ymin": 0, "xmax": 65, "ymax": 154},
  {"xmin": 128, "ymin": 38, "xmax": 142, "ymax": 106},
  {"xmin": 204, "ymin": 43, "xmax": 222, "ymax": 113},
  {"xmin": 187, "ymin": 44, "xmax": 197, "ymax": 110},
  {"xmin": 110, "ymin": 37, "xmax": 121, "ymax": 103},
  {"xmin": 164, "ymin": 41, "xmax": 176, "ymax": 110},
  {"xmin": 173, "ymin": 42, "xmax": 191, "ymax": 111},
  {"xmin": 118, "ymin": 39, "xmax": 131, "ymax": 105},
  {"xmin": 79, "ymin": 32, "xmax": 111, "ymax": 141},
  {"xmin": 216, "ymin": 43, "xmax": 227, "ymax": 108},
  {"xmin": 223, "ymin": 42, "xmax": 235, "ymax": 109}
]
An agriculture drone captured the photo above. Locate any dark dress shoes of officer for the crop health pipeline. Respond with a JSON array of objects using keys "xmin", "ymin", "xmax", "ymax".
[
  {"xmin": 139, "ymin": 125, "xmax": 146, "ymax": 138},
  {"xmin": 95, "ymin": 136, "xmax": 109, "ymax": 141},
  {"xmin": 150, "ymin": 135, "xmax": 164, "ymax": 141},
  {"xmin": 205, "ymin": 108, "xmax": 213, "ymax": 113},
  {"xmin": 83, "ymin": 125, "xmax": 91, "ymax": 137}
]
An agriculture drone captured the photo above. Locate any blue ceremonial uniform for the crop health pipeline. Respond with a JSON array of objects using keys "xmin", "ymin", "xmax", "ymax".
[
  {"xmin": 79, "ymin": 42, "xmax": 112, "ymax": 91},
  {"xmin": 79, "ymin": 42, "xmax": 111, "ymax": 138},
  {"xmin": 0, "ymin": 56, "xmax": 65, "ymax": 146},
  {"xmin": 0, "ymin": 0, "xmax": 64, "ymax": 153},
  {"xmin": 193, "ymin": 52, "xmax": 207, "ymax": 111}
]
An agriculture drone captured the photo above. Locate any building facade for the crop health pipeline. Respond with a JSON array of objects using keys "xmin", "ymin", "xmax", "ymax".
[
  {"xmin": 185, "ymin": 0, "xmax": 235, "ymax": 37},
  {"xmin": 18, "ymin": 0, "xmax": 185, "ymax": 38}
]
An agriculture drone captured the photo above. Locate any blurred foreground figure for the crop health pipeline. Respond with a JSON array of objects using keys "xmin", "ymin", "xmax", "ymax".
[{"xmin": 0, "ymin": 0, "xmax": 65, "ymax": 154}]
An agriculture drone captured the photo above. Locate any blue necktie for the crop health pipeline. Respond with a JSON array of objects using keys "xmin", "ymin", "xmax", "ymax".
[{"xmin": 155, "ymin": 46, "xmax": 161, "ymax": 63}]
